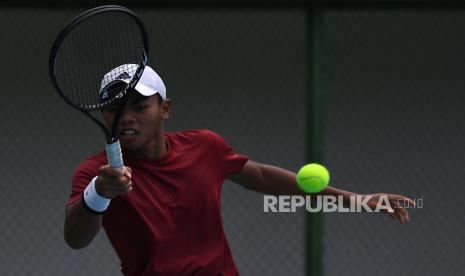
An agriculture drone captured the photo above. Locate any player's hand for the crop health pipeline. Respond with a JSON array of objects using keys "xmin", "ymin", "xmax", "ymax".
[
  {"xmin": 95, "ymin": 165, "xmax": 132, "ymax": 199},
  {"xmin": 362, "ymin": 193, "xmax": 415, "ymax": 224}
]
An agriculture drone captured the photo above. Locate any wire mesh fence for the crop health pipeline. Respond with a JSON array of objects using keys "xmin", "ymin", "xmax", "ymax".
[
  {"xmin": 0, "ymin": 8, "xmax": 306, "ymax": 276},
  {"xmin": 323, "ymin": 9, "xmax": 465, "ymax": 276}
]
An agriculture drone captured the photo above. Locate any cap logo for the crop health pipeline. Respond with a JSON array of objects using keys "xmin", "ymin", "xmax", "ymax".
[{"xmin": 115, "ymin": 72, "xmax": 131, "ymax": 81}]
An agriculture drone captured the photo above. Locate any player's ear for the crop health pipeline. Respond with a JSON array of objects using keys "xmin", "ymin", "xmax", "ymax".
[{"xmin": 161, "ymin": 98, "xmax": 171, "ymax": 119}]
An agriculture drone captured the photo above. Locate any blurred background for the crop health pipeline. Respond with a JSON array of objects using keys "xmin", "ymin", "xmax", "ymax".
[{"xmin": 0, "ymin": 1, "xmax": 463, "ymax": 276}]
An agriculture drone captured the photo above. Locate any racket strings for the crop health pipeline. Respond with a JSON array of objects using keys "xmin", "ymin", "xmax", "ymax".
[{"xmin": 53, "ymin": 10, "xmax": 145, "ymax": 110}]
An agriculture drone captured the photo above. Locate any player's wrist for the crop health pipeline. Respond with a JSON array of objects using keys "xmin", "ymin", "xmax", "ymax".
[
  {"xmin": 82, "ymin": 176, "xmax": 111, "ymax": 214},
  {"xmin": 94, "ymin": 176, "xmax": 109, "ymax": 198}
]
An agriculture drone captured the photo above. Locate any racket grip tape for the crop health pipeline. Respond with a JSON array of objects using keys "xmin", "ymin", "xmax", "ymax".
[{"xmin": 106, "ymin": 140, "xmax": 124, "ymax": 174}]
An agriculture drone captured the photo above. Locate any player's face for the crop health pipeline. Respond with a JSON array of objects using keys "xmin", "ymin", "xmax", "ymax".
[{"xmin": 102, "ymin": 93, "xmax": 171, "ymax": 153}]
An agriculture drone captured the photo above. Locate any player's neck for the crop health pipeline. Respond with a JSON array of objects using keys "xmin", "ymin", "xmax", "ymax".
[
  {"xmin": 145, "ymin": 132, "xmax": 167, "ymax": 160},
  {"xmin": 125, "ymin": 131, "xmax": 167, "ymax": 160}
]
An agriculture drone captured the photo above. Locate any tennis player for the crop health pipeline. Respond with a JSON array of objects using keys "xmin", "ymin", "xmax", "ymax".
[{"xmin": 64, "ymin": 65, "xmax": 414, "ymax": 276}]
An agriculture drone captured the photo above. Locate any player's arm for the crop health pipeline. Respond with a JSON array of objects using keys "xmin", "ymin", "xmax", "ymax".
[
  {"xmin": 64, "ymin": 198, "xmax": 104, "ymax": 249},
  {"xmin": 228, "ymin": 160, "xmax": 350, "ymax": 197},
  {"xmin": 64, "ymin": 166, "xmax": 132, "ymax": 249},
  {"xmin": 228, "ymin": 160, "xmax": 414, "ymax": 223}
]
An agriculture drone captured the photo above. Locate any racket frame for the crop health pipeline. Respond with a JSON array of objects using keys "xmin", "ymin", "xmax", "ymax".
[{"xmin": 49, "ymin": 5, "xmax": 149, "ymax": 145}]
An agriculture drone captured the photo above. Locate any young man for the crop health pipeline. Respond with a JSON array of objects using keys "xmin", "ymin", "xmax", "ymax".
[{"xmin": 65, "ymin": 65, "xmax": 414, "ymax": 276}]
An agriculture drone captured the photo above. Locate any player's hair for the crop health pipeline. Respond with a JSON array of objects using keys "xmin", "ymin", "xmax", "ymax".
[{"xmin": 155, "ymin": 93, "xmax": 163, "ymax": 105}]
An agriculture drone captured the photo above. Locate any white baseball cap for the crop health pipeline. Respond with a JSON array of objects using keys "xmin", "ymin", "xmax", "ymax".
[{"xmin": 98, "ymin": 64, "xmax": 166, "ymax": 102}]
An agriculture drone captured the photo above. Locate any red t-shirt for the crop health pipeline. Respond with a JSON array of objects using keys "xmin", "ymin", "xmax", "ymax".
[{"xmin": 68, "ymin": 129, "xmax": 248, "ymax": 276}]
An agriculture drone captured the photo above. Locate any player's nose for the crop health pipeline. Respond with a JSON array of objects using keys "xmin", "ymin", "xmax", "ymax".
[{"xmin": 119, "ymin": 108, "xmax": 136, "ymax": 124}]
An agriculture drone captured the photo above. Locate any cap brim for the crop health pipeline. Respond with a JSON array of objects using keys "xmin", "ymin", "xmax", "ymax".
[{"xmin": 135, "ymin": 83, "xmax": 161, "ymax": 98}]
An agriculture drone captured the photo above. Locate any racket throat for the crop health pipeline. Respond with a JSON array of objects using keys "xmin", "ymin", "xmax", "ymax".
[{"xmin": 109, "ymin": 94, "xmax": 129, "ymax": 140}]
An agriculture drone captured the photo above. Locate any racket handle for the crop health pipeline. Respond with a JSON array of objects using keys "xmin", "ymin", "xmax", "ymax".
[{"xmin": 106, "ymin": 140, "xmax": 124, "ymax": 175}]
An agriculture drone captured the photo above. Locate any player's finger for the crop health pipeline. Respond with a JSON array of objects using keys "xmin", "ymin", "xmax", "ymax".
[
  {"xmin": 391, "ymin": 200, "xmax": 408, "ymax": 220},
  {"xmin": 405, "ymin": 209, "xmax": 410, "ymax": 221},
  {"xmin": 119, "ymin": 181, "xmax": 132, "ymax": 193},
  {"xmin": 107, "ymin": 181, "xmax": 132, "ymax": 192},
  {"xmin": 98, "ymin": 165, "xmax": 110, "ymax": 175},
  {"xmin": 396, "ymin": 206, "xmax": 410, "ymax": 222},
  {"xmin": 117, "ymin": 175, "xmax": 131, "ymax": 185},
  {"xmin": 99, "ymin": 175, "xmax": 130, "ymax": 188},
  {"xmin": 389, "ymin": 200, "xmax": 406, "ymax": 222},
  {"xmin": 390, "ymin": 207, "xmax": 404, "ymax": 224},
  {"xmin": 100, "ymin": 165, "xmax": 125, "ymax": 178},
  {"xmin": 123, "ymin": 166, "xmax": 132, "ymax": 179},
  {"xmin": 398, "ymin": 209, "xmax": 408, "ymax": 224}
]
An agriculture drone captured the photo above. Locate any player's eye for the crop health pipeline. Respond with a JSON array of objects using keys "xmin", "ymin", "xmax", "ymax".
[
  {"xmin": 134, "ymin": 104, "xmax": 148, "ymax": 111},
  {"xmin": 106, "ymin": 106, "xmax": 119, "ymax": 113}
]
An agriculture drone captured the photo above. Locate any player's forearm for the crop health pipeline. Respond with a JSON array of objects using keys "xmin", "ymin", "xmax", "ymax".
[
  {"xmin": 64, "ymin": 199, "xmax": 103, "ymax": 249},
  {"xmin": 318, "ymin": 186, "xmax": 359, "ymax": 206},
  {"xmin": 234, "ymin": 163, "xmax": 309, "ymax": 195},
  {"xmin": 232, "ymin": 161, "xmax": 359, "ymax": 206}
]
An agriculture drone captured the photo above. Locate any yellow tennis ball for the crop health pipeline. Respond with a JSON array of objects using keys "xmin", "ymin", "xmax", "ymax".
[{"xmin": 296, "ymin": 163, "xmax": 330, "ymax": 193}]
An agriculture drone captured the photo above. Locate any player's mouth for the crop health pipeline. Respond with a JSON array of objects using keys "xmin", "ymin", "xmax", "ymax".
[{"xmin": 119, "ymin": 128, "xmax": 139, "ymax": 141}]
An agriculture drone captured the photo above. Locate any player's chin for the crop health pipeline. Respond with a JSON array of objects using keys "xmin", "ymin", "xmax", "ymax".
[
  {"xmin": 119, "ymin": 135, "xmax": 140, "ymax": 149},
  {"xmin": 120, "ymin": 142, "xmax": 143, "ymax": 154}
]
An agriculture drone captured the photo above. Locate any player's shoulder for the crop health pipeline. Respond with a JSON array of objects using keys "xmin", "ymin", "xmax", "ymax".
[{"xmin": 166, "ymin": 129, "xmax": 222, "ymax": 143}]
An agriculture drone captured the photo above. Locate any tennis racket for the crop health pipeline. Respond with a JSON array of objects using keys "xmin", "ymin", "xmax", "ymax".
[{"xmin": 49, "ymin": 5, "xmax": 149, "ymax": 174}]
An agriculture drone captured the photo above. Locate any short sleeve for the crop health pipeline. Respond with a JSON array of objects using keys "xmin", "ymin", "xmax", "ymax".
[
  {"xmin": 208, "ymin": 130, "xmax": 248, "ymax": 177},
  {"xmin": 67, "ymin": 159, "xmax": 102, "ymax": 206}
]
